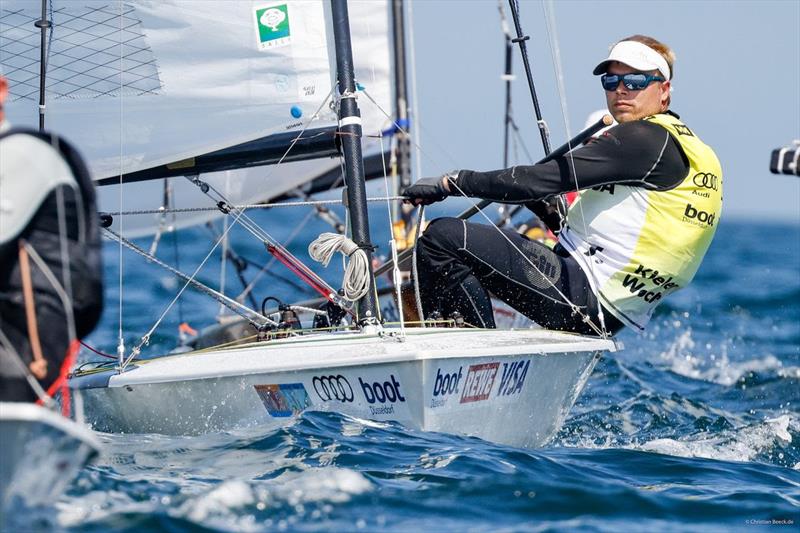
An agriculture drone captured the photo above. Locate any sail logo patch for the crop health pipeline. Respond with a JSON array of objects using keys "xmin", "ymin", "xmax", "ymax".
[
  {"xmin": 254, "ymin": 383, "xmax": 309, "ymax": 417},
  {"xmin": 254, "ymin": 4, "xmax": 291, "ymax": 50}
]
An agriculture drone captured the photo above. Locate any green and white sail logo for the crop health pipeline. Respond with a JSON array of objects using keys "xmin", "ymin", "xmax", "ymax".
[{"xmin": 254, "ymin": 4, "xmax": 291, "ymax": 50}]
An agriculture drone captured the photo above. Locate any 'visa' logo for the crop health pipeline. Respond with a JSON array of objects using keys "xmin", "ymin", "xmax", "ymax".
[{"xmin": 497, "ymin": 360, "xmax": 530, "ymax": 396}]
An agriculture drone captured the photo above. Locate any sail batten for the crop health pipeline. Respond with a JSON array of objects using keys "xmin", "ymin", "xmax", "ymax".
[{"xmin": 95, "ymin": 126, "xmax": 340, "ymax": 186}]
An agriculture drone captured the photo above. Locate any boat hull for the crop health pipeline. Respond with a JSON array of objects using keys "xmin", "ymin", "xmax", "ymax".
[
  {"xmin": 0, "ymin": 403, "xmax": 100, "ymax": 517},
  {"xmin": 73, "ymin": 329, "xmax": 614, "ymax": 448}
]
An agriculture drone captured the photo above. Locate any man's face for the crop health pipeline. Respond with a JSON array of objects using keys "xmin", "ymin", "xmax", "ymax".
[{"xmin": 604, "ymin": 61, "xmax": 670, "ymax": 123}]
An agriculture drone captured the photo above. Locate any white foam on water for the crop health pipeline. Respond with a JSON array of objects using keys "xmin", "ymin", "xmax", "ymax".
[
  {"xmin": 419, "ymin": 452, "xmax": 459, "ymax": 469},
  {"xmin": 659, "ymin": 328, "xmax": 787, "ymax": 386},
  {"xmin": 778, "ymin": 366, "xmax": 800, "ymax": 379},
  {"xmin": 271, "ymin": 467, "xmax": 373, "ymax": 505},
  {"xmin": 61, "ymin": 468, "xmax": 370, "ymax": 531},
  {"xmin": 311, "ymin": 443, "xmax": 340, "ymax": 467},
  {"xmin": 340, "ymin": 420, "xmax": 366, "ymax": 437},
  {"xmin": 179, "ymin": 480, "xmax": 255, "ymax": 523},
  {"xmin": 340, "ymin": 414, "xmax": 394, "ymax": 437},
  {"xmin": 637, "ymin": 414, "xmax": 795, "ymax": 463},
  {"xmin": 56, "ymin": 489, "xmax": 152, "ymax": 527},
  {"xmin": 345, "ymin": 415, "xmax": 394, "ymax": 430},
  {"xmin": 99, "ymin": 429, "xmax": 302, "ymax": 482}
]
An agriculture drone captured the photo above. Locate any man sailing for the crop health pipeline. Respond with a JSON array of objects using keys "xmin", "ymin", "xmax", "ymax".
[{"xmin": 403, "ymin": 35, "xmax": 722, "ymax": 336}]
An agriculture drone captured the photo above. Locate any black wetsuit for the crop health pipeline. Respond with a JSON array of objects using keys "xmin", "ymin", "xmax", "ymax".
[
  {"xmin": 0, "ymin": 129, "xmax": 103, "ymax": 402},
  {"xmin": 416, "ymin": 112, "xmax": 689, "ymax": 335}
]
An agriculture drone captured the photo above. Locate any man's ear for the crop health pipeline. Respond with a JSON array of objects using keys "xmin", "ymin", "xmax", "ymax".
[{"xmin": 660, "ymin": 80, "xmax": 671, "ymax": 109}]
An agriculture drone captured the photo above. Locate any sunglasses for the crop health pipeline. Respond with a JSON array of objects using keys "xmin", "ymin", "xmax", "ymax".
[{"xmin": 601, "ymin": 72, "xmax": 665, "ymax": 91}]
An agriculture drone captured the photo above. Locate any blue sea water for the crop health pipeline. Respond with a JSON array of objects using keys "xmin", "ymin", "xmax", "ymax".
[{"xmin": 11, "ymin": 215, "xmax": 800, "ymax": 532}]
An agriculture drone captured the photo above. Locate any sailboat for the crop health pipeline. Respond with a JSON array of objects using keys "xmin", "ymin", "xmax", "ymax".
[
  {"xmin": 2, "ymin": 0, "xmax": 618, "ymax": 449},
  {"xmin": 0, "ymin": 402, "xmax": 100, "ymax": 517}
]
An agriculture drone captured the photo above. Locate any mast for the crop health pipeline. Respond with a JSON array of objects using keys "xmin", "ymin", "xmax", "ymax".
[
  {"xmin": 331, "ymin": 0, "xmax": 380, "ymax": 325},
  {"xmin": 500, "ymin": 5, "xmax": 513, "ymax": 168},
  {"xmin": 35, "ymin": 0, "xmax": 51, "ymax": 131},
  {"xmin": 391, "ymin": 0, "xmax": 412, "ymax": 219},
  {"xmin": 507, "ymin": 0, "xmax": 551, "ymax": 156}
]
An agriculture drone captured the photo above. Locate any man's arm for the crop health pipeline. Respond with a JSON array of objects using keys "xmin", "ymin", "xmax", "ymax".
[{"xmin": 454, "ymin": 120, "xmax": 689, "ymax": 203}]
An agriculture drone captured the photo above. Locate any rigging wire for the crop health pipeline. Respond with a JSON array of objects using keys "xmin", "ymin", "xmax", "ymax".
[
  {"xmin": 218, "ymin": 172, "xmax": 232, "ymax": 317},
  {"xmin": 360, "ymin": 84, "xmax": 588, "ymax": 328},
  {"xmin": 411, "ymin": 206, "xmax": 426, "ymax": 326},
  {"xmin": 116, "ymin": 0, "xmax": 125, "ymax": 369},
  {"xmin": 445, "ymin": 179, "xmax": 605, "ymax": 337},
  {"xmin": 362, "ymin": 89, "xmax": 460, "ymax": 176},
  {"xmin": 405, "ymin": 0, "xmax": 423, "ymax": 184},
  {"xmin": 103, "ymin": 0, "xmax": 611, "ymax": 359},
  {"xmin": 116, "ymin": 90, "xmax": 343, "ymax": 364},
  {"xmin": 541, "ymin": 0, "xmax": 608, "ymax": 337},
  {"xmin": 377, "ymin": 129, "xmax": 406, "ymax": 333},
  {"xmin": 236, "ymin": 208, "xmax": 317, "ymax": 303},
  {"xmin": 357, "ymin": 26, "xmax": 605, "ymax": 336},
  {"xmin": 108, "ymin": 224, "xmax": 276, "ymax": 370},
  {"xmin": 168, "ymin": 182, "xmax": 185, "ymax": 326},
  {"xmin": 103, "ymin": 196, "xmax": 407, "ymax": 217},
  {"xmin": 507, "ymin": 0, "xmax": 551, "ymax": 156}
]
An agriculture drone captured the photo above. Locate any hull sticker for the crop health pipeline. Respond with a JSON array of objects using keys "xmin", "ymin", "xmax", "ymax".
[
  {"xmin": 254, "ymin": 383, "xmax": 310, "ymax": 417},
  {"xmin": 460, "ymin": 362, "xmax": 499, "ymax": 404},
  {"xmin": 497, "ymin": 360, "xmax": 531, "ymax": 397}
]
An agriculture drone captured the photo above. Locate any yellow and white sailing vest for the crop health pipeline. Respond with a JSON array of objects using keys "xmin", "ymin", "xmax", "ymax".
[{"xmin": 559, "ymin": 114, "xmax": 722, "ymax": 330}]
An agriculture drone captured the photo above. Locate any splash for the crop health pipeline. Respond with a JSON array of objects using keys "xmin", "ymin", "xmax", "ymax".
[
  {"xmin": 659, "ymin": 328, "xmax": 788, "ymax": 386},
  {"xmin": 180, "ymin": 480, "xmax": 255, "ymax": 522},
  {"xmin": 419, "ymin": 452, "xmax": 459, "ymax": 469},
  {"xmin": 638, "ymin": 415, "xmax": 795, "ymax": 464},
  {"xmin": 270, "ymin": 467, "xmax": 373, "ymax": 504}
]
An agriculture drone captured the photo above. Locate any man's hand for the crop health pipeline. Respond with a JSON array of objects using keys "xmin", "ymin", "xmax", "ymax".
[
  {"xmin": 525, "ymin": 197, "xmax": 565, "ymax": 235},
  {"xmin": 402, "ymin": 173, "xmax": 456, "ymax": 206}
]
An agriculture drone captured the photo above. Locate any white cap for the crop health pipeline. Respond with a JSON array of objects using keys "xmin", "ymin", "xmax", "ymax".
[{"xmin": 593, "ymin": 40, "xmax": 671, "ymax": 80}]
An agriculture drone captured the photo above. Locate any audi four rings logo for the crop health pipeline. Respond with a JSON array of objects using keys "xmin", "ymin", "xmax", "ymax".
[
  {"xmin": 313, "ymin": 375, "xmax": 354, "ymax": 402},
  {"xmin": 693, "ymin": 172, "xmax": 718, "ymax": 190}
]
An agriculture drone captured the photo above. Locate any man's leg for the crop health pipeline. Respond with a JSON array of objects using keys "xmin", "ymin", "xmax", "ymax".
[
  {"xmin": 415, "ymin": 218, "xmax": 613, "ymax": 334},
  {"xmin": 415, "ymin": 218, "xmax": 495, "ymax": 327}
]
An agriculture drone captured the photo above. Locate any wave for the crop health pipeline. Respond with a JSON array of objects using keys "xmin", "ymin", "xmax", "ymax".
[
  {"xmin": 637, "ymin": 414, "xmax": 797, "ymax": 465},
  {"xmin": 660, "ymin": 329, "xmax": 785, "ymax": 387}
]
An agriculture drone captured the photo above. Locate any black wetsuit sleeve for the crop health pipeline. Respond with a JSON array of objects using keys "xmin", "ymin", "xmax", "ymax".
[{"xmin": 455, "ymin": 120, "xmax": 689, "ymax": 203}]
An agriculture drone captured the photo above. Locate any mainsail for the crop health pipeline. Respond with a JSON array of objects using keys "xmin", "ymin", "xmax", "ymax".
[{"xmin": 1, "ymin": 0, "xmax": 394, "ymax": 235}]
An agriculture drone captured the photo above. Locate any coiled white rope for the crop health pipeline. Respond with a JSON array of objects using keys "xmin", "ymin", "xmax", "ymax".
[{"xmin": 309, "ymin": 233, "xmax": 370, "ymax": 302}]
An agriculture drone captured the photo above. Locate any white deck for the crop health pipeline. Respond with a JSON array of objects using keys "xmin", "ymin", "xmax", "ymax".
[{"xmin": 104, "ymin": 328, "xmax": 616, "ymax": 386}]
